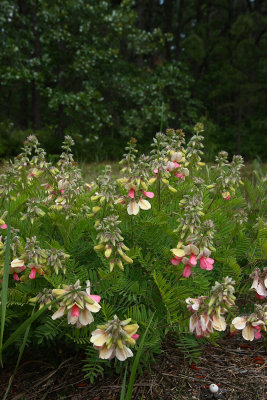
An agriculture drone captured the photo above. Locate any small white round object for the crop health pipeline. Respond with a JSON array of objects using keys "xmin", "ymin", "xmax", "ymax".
[{"xmin": 209, "ymin": 384, "xmax": 219, "ymax": 393}]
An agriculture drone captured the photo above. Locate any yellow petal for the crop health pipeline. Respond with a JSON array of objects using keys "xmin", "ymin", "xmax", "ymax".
[{"xmin": 171, "ymin": 248, "xmax": 185, "ymax": 257}]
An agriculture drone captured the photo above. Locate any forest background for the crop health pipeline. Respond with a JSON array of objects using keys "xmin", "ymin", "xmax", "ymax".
[{"xmin": 0, "ymin": 0, "xmax": 266, "ymax": 161}]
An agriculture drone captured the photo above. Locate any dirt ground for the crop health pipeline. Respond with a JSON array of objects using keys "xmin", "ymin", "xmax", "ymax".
[{"xmin": 0, "ymin": 335, "xmax": 266, "ymax": 400}]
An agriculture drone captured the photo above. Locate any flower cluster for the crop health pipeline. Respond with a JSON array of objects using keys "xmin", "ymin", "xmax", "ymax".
[
  {"xmin": 8, "ymin": 237, "xmax": 69, "ymax": 281},
  {"xmin": 20, "ymin": 199, "xmax": 45, "ymax": 224},
  {"xmin": 52, "ymin": 280, "xmax": 101, "ymax": 328},
  {"xmin": 30, "ymin": 288, "xmax": 54, "ymax": 310},
  {"xmin": 94, "ymin": 215, "xmax": 133, "ymax": 271},
  {"xmin": 171, "ymin": 244, "xmax": 214, "ymax": 278},
  {"xmin": 90, "ymin": 315, "xmax": 139, "ymax": 361},
  {"xmin": 117, "ymin": 154, "xmax": 155, "ymax": 215},
  {"xmin": 119, "ymin": 137, "xmax": 138, "ymax": 174},
  {"xmin": 186, "ymin": 277, "xmax": 236, "ymax": 338},
  {"xmin": 212, "ymin": 152, "xmax": 244, "ymax": 200},
  {"xmin": 149, "ymin": 129, "xmax": 189, "ymax": 192},
  {"xmin": 44, "ymin": 136, "xmax": 85, "ymax": 213},
  {"xmin": 46, "ymin": 248, "xmax": 70, "ymax": 275},
  {"xmin": 90, "ymin": 165, "xmax": 117, "ymax": 216},
  {"xmin": 185, "ymin": 123, "xmax": 205, "ymax": 169}
]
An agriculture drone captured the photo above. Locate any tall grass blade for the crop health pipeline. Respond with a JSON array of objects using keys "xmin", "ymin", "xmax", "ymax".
[
  {"xmin": 125, "ymin": 313, "xmax": 155, "ymax": 400},
  {"xmin": 2, "ymin": 307, "xmax": 35, "ymax": 400},
  {"xmin": 0, "ymin": 200, "xmax": 11, "ymax": 366},
  {"xmin": 120, "ymin": 362, "xmax": 128, "ymax": 400}
]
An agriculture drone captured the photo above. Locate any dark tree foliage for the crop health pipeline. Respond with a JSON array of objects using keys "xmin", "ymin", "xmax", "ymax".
[{"xmin": 0, "ymin": 0, "xmax": 266, "ymax": 160}]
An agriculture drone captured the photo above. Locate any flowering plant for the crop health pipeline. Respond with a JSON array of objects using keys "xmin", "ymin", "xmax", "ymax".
[{"xmin": 0, "ymin": 127, "xmax": 266, "ymax": 383}]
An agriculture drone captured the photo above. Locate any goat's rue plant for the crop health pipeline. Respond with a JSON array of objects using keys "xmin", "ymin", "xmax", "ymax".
[{"xmin": 0, "ymin": 128, "xmax": 266, "ymax": 381}]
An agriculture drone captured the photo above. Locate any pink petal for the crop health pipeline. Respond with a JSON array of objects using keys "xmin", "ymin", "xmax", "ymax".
[
  {"xmin": 128, "ymin": 189, "xmax": 135, "ymax": 199},
  {"xmin": 189, "ymin": 254, "xmax": 197, "ymax": 266},
  {"xmin": 171, "ymin": 258, "xmax": 180, "ymax": 266},
  {"xmin": 0, "ymin": 224, "xmax": 7, "ymax": 229},
  {"xmin": 29, "ymin": 267, "xmax": 36, "ymax": 279},
  {"xmin": 13, "ymin": 273, "xmax": 20, "ymax": 281},
  {"xmin": 206, "ymin": 261, "xmax": 214, "ymax": 271},
  {"xmin": 19, "ymin": 266, "xmax": 26, "ymax": 272},
  {"xmin": 90, "ymin": 294, "xmax": 101, "ymax": 303},
  {"xmin": 199, "ymin": 257, "xmax": 208, "ymax": 269},
  {"xmin": 131, "ymin": 334, "xmax": 139, "ymax": 340},
  {"xmin": 206, "ymin": 257, "xmax": 214, "ymax": 264},
  {"xmin": 254, "ymin": 330, "xmax": 261, "ymax": 339},
  {"xmin": 72, "ymin": 304, "xmax": 80, "ymax": 317},
  {"xmin": 153, "ymin": 169, "xmax": 158, "ymax": 174},
  {"xmin": 183, "ymin": 265, "xmax": 191, "ymax": 278},
  {"xmin": 173, "ymin": 162, "xmax": 180, "ymax": 169},
  {"xmin": 60, "ymin": 189, "xmax": 65, "ymax": 194},
  {"xmin": 142, "ymin": 191, "xmax": 154, "ymax": 198},
  {"xmin": 256, "ymin": 293, "xmax": 265, "ymax": 300}
]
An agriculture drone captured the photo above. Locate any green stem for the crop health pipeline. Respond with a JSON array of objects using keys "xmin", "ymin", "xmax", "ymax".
[
  {"xmin": 130, "ymin": 215, "xmax": 134, "ymax": 246},
  {"xmin": 158, "ymin": 173, "xmax": 161, "ymax": 211},
  {"xmin": 0, "ymin": 199, "xmax": 11, "ymax": 366}
]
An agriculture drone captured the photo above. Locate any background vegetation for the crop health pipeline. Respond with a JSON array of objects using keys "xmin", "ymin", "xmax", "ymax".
[{"xmin": 0, "ymin": 0, "xmax": 266, "ymax": 161}]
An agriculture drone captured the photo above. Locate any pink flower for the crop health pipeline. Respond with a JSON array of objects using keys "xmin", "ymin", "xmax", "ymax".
[
  {"xmin": 170, "ymin": 256, "xmax": 183, "ymax": 266},
  {"xmin": 199, "ymin": 256, "xmax": 214, "ymax": 271},
  {"xmin": 13, "ymin": 273, "xmax": 20, "ymax": 281},
  {"xmin": 72, "ymin": 304, "xmax": 80, "ymax": 317},
  {"xmin": 256, "ymin": 293, "xmax": 265, "ymax": 300},
  {"xmin": 189, "ymin": 313, "xmax": 213, "ymax": 338},
  {"xmin": 60, "ymin": 189, "xmax": 65, "ymax": 194},
  {"xmin": 189, "ymin": 254, "xmax": 197, "ymax": 266},
  {"xmin": 232, "ymin": 317, "xmax": 265, "ymax": 341},
  {"xmin": 153, "ymin": 168, "xmax": 158, "ymax": 174},
  {"xmin": 142, "ymin": 191, "xmax": 154, "ymax": 198},
  {"xmin": 19, "ymin": 266, "xmax": 26, "ymax": 272},
  {"xmin": 29, "ymin": 267, "xmax": 37, "ymax": 279},
  {"xmin": 183, "ymin": 264, "xmax": 192, "ymax": 277},
  {"xmin": 175, "ymin": 172, "xmax": 185, "ymax": 180},
  {"xmin": 1, "ymin": 224, "xmax": 7, "ymax": 229},
  {"xmin": 197, "ymin": 247, "xmax": 214, "ymax": 271}
]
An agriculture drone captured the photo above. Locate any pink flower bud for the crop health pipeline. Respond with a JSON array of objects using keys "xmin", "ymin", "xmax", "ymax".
[
  {"xmin": 0, "ymin": 224, "xmax": 7, "ymax": 229},
  {"xmin": 128, "ymin": 189, "xmax": 135, "ymax": 199},
  {"xmin": 29, "ymin": 267, "xmax": 37, "ymax": 279},
  {"xmin": 131, "ymin": 334, "xmax": 139, "ymax": 340},
  {"xmin": 13, "ymin": 273, "xmax": 20, "ymax": 281}
]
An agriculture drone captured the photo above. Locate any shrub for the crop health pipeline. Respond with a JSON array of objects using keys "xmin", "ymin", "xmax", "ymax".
[{"xmin": 0, "ymin": 126, "xmax": 266, "ymax": 382}]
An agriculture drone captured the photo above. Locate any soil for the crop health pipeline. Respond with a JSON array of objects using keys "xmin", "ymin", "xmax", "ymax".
[{"xmin": 0, "ymin": 335, "xmax": 266, "ymax": 400}]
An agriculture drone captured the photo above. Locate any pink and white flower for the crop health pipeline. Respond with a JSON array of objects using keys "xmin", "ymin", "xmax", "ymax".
[
  {"xmin": 232, "ymin": 316, "xmax": 265, "ymax": 341},
  {"xmin": 52, "ymin": 280, "xmax": 101, "ymax": 328},
  {"xmin": 91, "ymin": 316, "xmax": 139, "ymax": 361}
]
